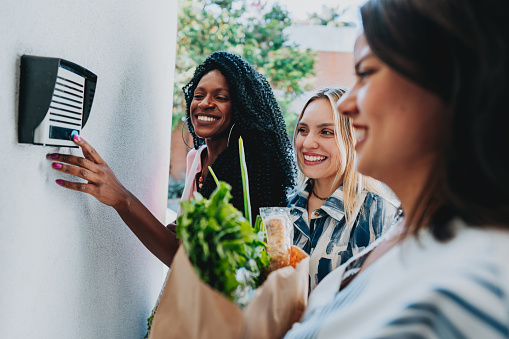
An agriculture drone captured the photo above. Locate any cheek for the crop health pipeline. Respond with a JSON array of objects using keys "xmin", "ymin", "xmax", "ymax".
[
  {"xmin": 295, "ymin": 134, "xmax": 305, "ymax": 151},
  {"xmin": 357, "ymin": 82, "xmax": 384, "ymax": 116},
  {"xmin": 294, "ymin": 135, "xmax": 304, "ymax": 161},
  {"xmin": 223, "ymin": 103, "xmax": 233, "ymax": 119},
  {"xmin": 328, "ymin": 142, "xmax": 341, "ymax": 166},
  {"xmin": 190, "ymin": 101, "xmax": 198, "ymax": 113}
]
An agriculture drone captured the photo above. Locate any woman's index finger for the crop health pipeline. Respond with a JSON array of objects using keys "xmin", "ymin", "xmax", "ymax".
[{"xmin": 73, "ymin": 135, "xmax": 104, "ymax": 164}]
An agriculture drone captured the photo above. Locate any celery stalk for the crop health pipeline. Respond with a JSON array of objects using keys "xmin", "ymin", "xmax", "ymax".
[
  {"xmin": 238, "ymin": 137, "xmax": 252, "ymax": 225},
  {"xmin": 208, "ymin": 166, "xmax": 220, "ymax": 187}
]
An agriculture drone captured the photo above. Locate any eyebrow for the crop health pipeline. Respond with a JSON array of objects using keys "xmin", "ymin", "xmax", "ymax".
[
  {"xmin": 298, "ymin": 121, "xmax": 334, "ymax": 128},
  {"xmin": 317, "ymin": 123, "xmax": 334, "ymax": 128},
  {"xmin": 195, "ymin": 86, "xmax": 230, "ymax": 92},
  {"xmin": 354, "ymin": 53, "xmax": 376, "ymax": 72}
]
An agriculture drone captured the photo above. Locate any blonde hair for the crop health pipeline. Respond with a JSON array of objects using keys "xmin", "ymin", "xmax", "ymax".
[{"xmin": 294, "ymin": 87, "xmax": 398, "ymax": 225}]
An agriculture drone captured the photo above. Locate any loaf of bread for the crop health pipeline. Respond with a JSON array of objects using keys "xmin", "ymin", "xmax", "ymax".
[{"xmin": 260, "ymin": 207, "xmax": 293, "ymax": 274}]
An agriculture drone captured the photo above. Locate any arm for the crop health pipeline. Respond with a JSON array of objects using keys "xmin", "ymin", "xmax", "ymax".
[{"xmin": 49, "ymin": 135, "xmax": 179, "ymax": 267}]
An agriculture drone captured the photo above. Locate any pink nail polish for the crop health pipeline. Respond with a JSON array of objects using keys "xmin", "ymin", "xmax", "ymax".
[
  {"xmin": 55, "ymin": 179, "xmax": 64, "ymax": 186},
  {"xmin": 52, "ymin": 162, "xmax": 62, "ymax": 169},
  {"xmin": 73, "ymin": 134, "xmax": 82, "ymax": 142},
  {"xmin": 48, "ymin": 153, "xmax": 59, "ymax": 159}
]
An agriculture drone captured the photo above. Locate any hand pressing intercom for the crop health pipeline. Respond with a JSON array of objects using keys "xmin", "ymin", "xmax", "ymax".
[{"xmin": 18, "ymin": 55, "xmax": 97, "ymax": 147}]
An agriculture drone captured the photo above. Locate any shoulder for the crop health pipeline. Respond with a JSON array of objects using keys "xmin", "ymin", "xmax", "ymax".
[
  {"xmin": 381, "ymin": 227, "xmax": 509, "ymax": 337},
  {"xmin": 364, "ymin": 191, "xmax": 396, "ymax": 209},
  {"xmin": 186, "ymin": 145, "xmax": 205, "ymax": 161},
  {"xmin": 288, "ymin": 181, "xmax": 311, "ymax": 208},
  {"xmin": 411, "ymin": 224, "xmax": 509, "ymax": 307},
  {"xmin": 363, "ymin": 192, "xmax": 397, "ymax": 218},
  {"xmin": 371, "ymin": 225, "xmax": 509, "ymax": 338}
]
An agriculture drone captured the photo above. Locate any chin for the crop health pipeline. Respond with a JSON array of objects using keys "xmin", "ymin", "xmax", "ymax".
[{"xmin": 194, "ymin": 129, "xmax": 214, "ymax": 139}]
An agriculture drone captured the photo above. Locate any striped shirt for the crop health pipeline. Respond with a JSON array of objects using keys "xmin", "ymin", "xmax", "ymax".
[
  {"xmin": 285, "ymin": 220, "xmax": 509, "ymax": 339},
  {"xmin": 289, "ymin": 180, "xmax": 397, "ymax": 290}
]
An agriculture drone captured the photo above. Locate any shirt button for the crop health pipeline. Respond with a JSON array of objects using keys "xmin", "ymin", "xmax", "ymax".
[{"xmin": 314, "ymin": 212, "xmax": 319, "ymax": 217}]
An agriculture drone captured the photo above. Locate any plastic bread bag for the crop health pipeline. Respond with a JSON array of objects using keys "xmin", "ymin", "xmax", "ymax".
[{"xmin": 260, "ymin": 207, "xmax": 293, "ymax": 274}]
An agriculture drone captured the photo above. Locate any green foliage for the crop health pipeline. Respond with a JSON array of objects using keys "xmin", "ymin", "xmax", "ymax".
[
  {"xmin": 168, "ymin": 175, "xmax": 185, "ymax": 199},
  {"xmin": 144, "ymin": 308, "xmax": 156, "ymax": 339},
  {"xmin": 176, "ymin": 181, "xmax": 270, "ymax": 300},
  {"xmin": 173, "ymin": 0, "xmax": 316, "ymax": 129}
]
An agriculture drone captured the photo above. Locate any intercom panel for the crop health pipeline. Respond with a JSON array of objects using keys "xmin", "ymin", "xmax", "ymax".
[{"xmin": 18, "ymin": 55, "xmax": 97, "ymax": 147}]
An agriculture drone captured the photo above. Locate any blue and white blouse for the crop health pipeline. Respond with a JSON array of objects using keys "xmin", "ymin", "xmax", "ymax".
[
  {"xmin": 285, "ymin": 220, "xmax": 509, "ymax": 339},
  {"xmin": 289, "ymin": 179, "xmax": 397, "ymax": 290}
]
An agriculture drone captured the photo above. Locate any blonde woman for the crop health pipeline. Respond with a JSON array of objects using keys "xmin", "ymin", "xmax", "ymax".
[{"xmin": 289, "ymin": 87, "xmax": 397, "ymax": 290}]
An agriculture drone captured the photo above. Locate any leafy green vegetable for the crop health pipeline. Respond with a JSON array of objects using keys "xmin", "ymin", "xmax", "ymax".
[{"xmin": 176, "ymin": 181, "xmax": 270, "ymax": 300}]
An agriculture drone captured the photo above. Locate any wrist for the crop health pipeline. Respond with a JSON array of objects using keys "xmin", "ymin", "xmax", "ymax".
[{"xmin": 113, "ymin": 189, "xmax": 133, "ymax": 214}]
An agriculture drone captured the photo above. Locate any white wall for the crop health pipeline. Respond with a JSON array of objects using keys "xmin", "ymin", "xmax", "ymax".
[{"xmin": 0, "ymin": 0, "xmax": 178, "ymax": 338}]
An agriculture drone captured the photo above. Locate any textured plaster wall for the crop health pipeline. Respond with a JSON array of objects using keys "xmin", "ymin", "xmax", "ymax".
[{"xmin": 0, "ymin": 0, "xmax": 178, "ymax": 338}]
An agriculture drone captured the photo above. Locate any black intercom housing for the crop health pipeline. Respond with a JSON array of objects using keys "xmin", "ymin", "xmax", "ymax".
[{"xmin": 18, "ymin": 55, "xmax": 97, "ymax": 147}]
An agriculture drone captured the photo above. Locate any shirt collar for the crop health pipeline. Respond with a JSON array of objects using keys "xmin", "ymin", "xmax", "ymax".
[
  {"xmin": 320, "ymin": 185, "xmax": 345, "ymax": 223},
  {"xmin": 290, "ymin": 179, "xmax": 347, "ymax": 238}
]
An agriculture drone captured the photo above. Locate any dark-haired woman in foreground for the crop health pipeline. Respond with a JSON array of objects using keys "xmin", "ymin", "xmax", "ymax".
[
  {"xmin": 285, "ymin": 0, "xmax": 509, "ymax": 337},
  {"xmin": 48, "ymin": 51, "xmax": 296, "ymax": 267}
]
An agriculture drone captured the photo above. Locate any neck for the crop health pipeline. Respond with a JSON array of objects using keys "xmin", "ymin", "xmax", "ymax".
[
  {"xmin": 203, "ymin": 137, "xmax": 228, "ymax": 169},
  {"xmin": 312, "ymin": 176, "xmax": 342, "ymax": 198},
  {"xmin": 383, "ymin": 160, "xmax": 433, "ymax": 228}
]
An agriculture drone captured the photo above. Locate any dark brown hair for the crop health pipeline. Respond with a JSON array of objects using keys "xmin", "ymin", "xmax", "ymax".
[{"xmin": 361, "ymin": 0, "xmax": 509, "ymax": 239}]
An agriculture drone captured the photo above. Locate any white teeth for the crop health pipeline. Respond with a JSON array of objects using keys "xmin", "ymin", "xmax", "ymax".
[
  {"xmin": 354, "ymin": 128, "xmax": 366, "ymax": 142},
  {"xmin": 304, "ymin": 155, "xmax": 326, "ymax": 162},
  {"xmin": 197, "ymin": 116, "xmax": 217, "ymax": 122}
]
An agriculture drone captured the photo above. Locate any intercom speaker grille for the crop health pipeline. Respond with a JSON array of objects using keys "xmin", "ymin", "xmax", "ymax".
[
  {"xmin": 18, "ymin": 55, "xmax": 97, "ymax": 147},
  {"xmin": 49, "ymin": 67, "xmax": 85, "ymax": 129},
  {"xmin": 34, "ymin": 66, "xmax": 86, "ymax": 147}
]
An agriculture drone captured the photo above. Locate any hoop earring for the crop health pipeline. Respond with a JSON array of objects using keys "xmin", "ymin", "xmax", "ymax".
[
  {"xmin": 181, "ymin": 117, "xmax": 192, "ymax": 149},
  {"xmin": 226, "ymin": 123, "xmax": 236, "ymax": 148}
]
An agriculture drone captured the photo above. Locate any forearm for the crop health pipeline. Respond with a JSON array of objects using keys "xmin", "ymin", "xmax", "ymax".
[{"xmin": 114, "ymin": 191, "xmax": 179, "ymax": 267}]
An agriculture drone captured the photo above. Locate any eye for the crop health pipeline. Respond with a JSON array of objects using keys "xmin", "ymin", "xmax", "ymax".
[
  {"xmin": 297, "ymin": 127, "xmax": 308, "ymax": 134},
  {"xmin": 355, "ymin": 68, "xmax": 375, "ymax": 81},
  {"xmin": 216, "ymin": 96, "xmax": 229, "ymax": 102},
  {"xmin": 322, "ymin": 129, "xmax": 334, "ymax": 136},
  {"xmin": 193, "ymin": 93, "xmax": 204, "ymax": 100}
]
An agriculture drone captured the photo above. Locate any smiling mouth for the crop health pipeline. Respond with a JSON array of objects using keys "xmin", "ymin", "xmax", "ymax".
[
  {"xmin": 303, "ymin": 155, "xmax": 327, "ymax": 162},
  {"xmin": 197, "ymin": 115, "xmax": 219, "ymax": 122},
  {"xmin": 354, "ymin": 128, "xmax": 367, "ymax": 143}
]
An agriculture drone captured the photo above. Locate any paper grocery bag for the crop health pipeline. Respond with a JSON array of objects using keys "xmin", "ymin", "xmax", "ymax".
[{"xmin": 149, "ymin": 245, "xmax": 309, "ymax": 339}]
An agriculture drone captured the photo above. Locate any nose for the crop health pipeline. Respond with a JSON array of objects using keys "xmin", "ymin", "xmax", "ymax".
[
  {"xmin": 336, "ymin": 88, "xmax": 358, "ymax": 118},
  {"xmin": 198, "ymin": 95, "xmax": 215, "ymax": 109},
  {"xmin": 302, "ymin": 132, "xmax": 319, "ymax": 149}
]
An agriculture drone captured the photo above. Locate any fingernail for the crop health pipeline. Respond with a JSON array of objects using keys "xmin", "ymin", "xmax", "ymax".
[
  {"xmin": 48, "ymin": 153, "xmax": 59, "ymax": 159},
  {"xmin": 73, "ymin": 134, "xmax": 82, "ymax": 142},
  {"xmin": 52, "ymin": 163, "xmax": 62, "ymax": 169},
  {"xmin": 55, "ymin": 179, "xmax": 64, "ymax": 186}
]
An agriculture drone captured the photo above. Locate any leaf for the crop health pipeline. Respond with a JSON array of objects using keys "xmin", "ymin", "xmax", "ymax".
[{"xmin": 176, "ymin": 178, "xmax": 269, "ymax": 301}]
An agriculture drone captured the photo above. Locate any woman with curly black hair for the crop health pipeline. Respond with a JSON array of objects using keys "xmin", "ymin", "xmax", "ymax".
[
  {"xmin": 46, "ymin": 51, "xmax": 296, "ymax": 267},
  {"xmin": 181, "ymin": 51, "xmax": 296, "ymax": 218}
]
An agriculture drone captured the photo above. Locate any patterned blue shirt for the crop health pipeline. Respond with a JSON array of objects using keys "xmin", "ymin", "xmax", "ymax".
[{"xmin": 289, "ymin": 179, "xmax": 397, "ymax": 290}]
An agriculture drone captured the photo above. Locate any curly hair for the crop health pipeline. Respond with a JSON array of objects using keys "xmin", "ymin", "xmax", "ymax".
[{"xmin": 182, "ymin": 51, "xmax": 297, "ymax": 217}]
